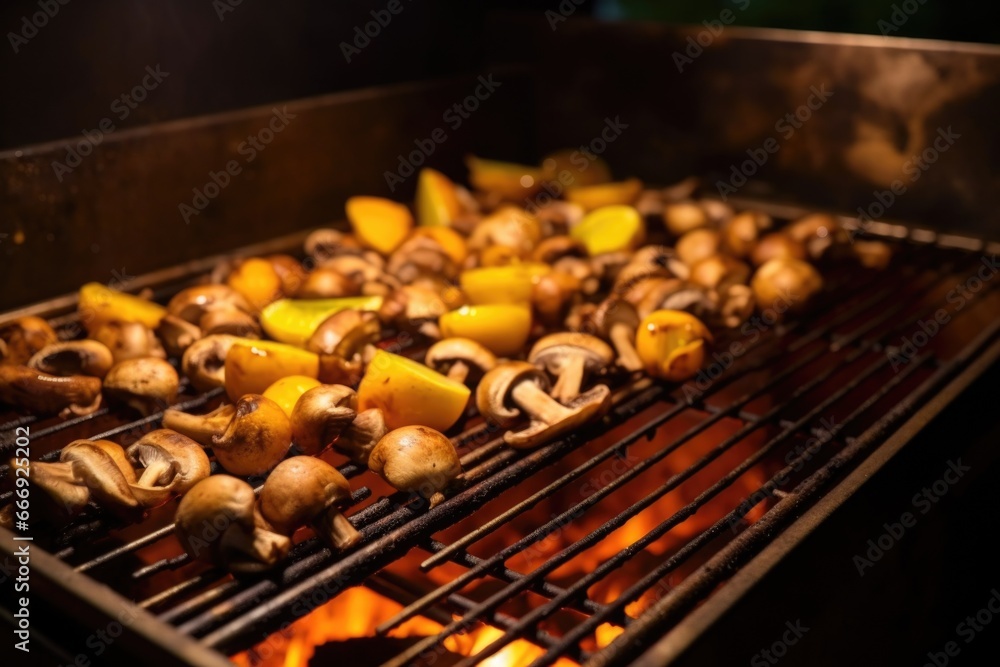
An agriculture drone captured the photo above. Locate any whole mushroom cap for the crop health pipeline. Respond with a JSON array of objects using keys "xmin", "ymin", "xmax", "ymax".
[
  {"xmin": 0, "ymin": 316, "xmax": 59, "ymax": 366},
  {"xmin": 103, "ymin": 357, "xmax": 179, "ymax": 416},
  {"xmin": 91, "ymin": 320, "xmax": 166, "ymax": 364},
  {"xmin": 258, "ymin": 456, "xmax": 353, "ymax": 536},
  {"xmin": 182, "ymin": 334, "xmax": 240, "ymax": 392},
  {"xmin": 290, "ymin": 384, "xmax": 358, "ymax": 456},
  {"xmin": 211, "ymin": 394, "xmax": 291, "ymax": 475},
  {"xmin": 368, "ymin": 425, "xmax": 462, "ymax": 499}
]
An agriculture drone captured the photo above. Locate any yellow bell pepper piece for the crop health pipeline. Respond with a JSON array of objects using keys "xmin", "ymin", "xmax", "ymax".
[
  {"xmin": 570, "ymin": 205, "xmax": 645, "ymax": 256},
  {"xmin": 78, "ymin": 282, "xmax": 167, "ymax": 332},
  {"xmin": 635, "ymin": 310, "xmax": 712, "ymax": 382},
  {"xmin": 357, "ymin": 349, "xmax": 470, "ymax": 431},
  {"xmin": 466, "ymin": 155, "xmax": 545, "ymax": 200},
  {"xmin": 565, "ymin": 178, "xmax": 643, "ymax": 211},
  {"xmin": 262, "ymin": 375, "xmax": 322, "ymax": 417},
  {"xmin": 415, "ymin": 168, "xmax": 462, "ymax": 227},
  {"xmin": 227, "ymin": 257, "xmax": 284, "ymax": 311},
  {"xmin": 459, "ymin": 263, "xmax": 551, "ymax": 305},
  {"xmin": 410, "ymin": 226, "xmax": 468, "ymax": 265},
  {"xmin": 346, "ymin": 196, "xmax": 414, "ymax": 255},
  {"xmin": 541, "ymin": 150, "xmax": 612, "ymax": 189},
  {"xmin": 439, "ymin": 304, "xmax": 532, "ymax": 357},
  {"xmin": 260, "ymin": 296, "xmax": 383, "ymax": 347},
  {"xmin": 225, "ymin": 340, "xmax": 320, "ymax": 401}
]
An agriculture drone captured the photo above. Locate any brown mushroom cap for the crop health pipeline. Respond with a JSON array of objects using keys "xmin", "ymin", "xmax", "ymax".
[
  {"xmin": 211, "ymin": 394, "xmax": 291, "ymax": 475},
  {"xmin": 688, "ymin": 255, "xmax": 752, "ymax": 294},
  {"xmin": 167, "ymin": 284, "xmax": 253, "ymax": 324},
  {"xmin": 532, "ymin": 236, "xmax": 587, "ymax": 264},
  {"xmin": 424, "ymin": 338, "xmax": 497, "ymax": 386},
  {"xmin": 307, "ymin": 310, "xmax": 381, "ymax": 358},
  {"xmin": 721, "ymin": 211, "xmax": 772, "ymax": 258},
  {"xmin": 368, "ymin": 426, "xmax": 462, "ymax": 506},
  {"xmin": 387, "ymin": 236, "xmax": 457, "ymax": 283},
  {"xmin": 296, "ymin": 267, "xmax": 359, "ymax": 299},
  {"xmin": 102, "ymin": 358, "xmax": 179, "ymax": 416},
  {"xmin": 267, "ymin": 254, "xmax": 308, "ymax": 295},
  {"xmin": 0, "ymin": 316, "xmax": 58, "ymax": 366},
  {"xmin": 175, "ymin": 475, "xmax": 290, "ymax": 573},
  {"xmin": 751, "ymin": 257, "xmax": 824, "ymax": 313},
  {"xmin": 156, "ymin": 314, "xmax": 203, "ymax": 357},
  {"xmin": 290, "ymin": 384, "xmax": 358, "ymax": 456},
  {"xmin": 27, "ymin": 340, "xmax": 114, "ymax": 379},
  {"xmin": 9, "ymin": 457, "xmax": 90, "ymax": 518},
  {"xmin": 750, "ymin": 233, "xmax": 806, "ymax": 267},
  {"xmin": 335, "ymin": 408, "xmax": 388, "ymax": 466},
  {"xmin": 663, "ymin": 201, "xmax": 709, "ymax": 236},
  {"xmin": 60, "ymin": 440, "xmax": 142, "ymax": 521},
  {"xmin": 676, "ymin": 229, "xmax": 722, "ymax": 268},
  {"xmin": 0, "ymin": 365, "xmax": 103, "ymax": 417},
  {"xmin": 126, "ymin": 429, "xmax": 211, "ymax": 508},
  {"xmin": 258, "ymin": 456, "xmax": 360, "ymax": 550},
  {"xmin": 198, "ymin": 307, "xmax": 261, "ymax": 338},
  {"xmin": 636, "ymin": 279, "xmax": 715, "ymax": 322},
  {"xmin": 528, "ymin": 333, "xmax": 614, "ymax": 402},
  {"xmin": 91, "ymin": 320, "xmax": 166, "ymax": 364},
  {"xmin": 182, "ymin": 334, "xmax": 240, "ymax": 392}
]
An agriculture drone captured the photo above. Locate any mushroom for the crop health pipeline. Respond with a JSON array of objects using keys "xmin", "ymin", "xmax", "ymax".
[
  {"xmin": 750, "ymin": 233, "xmax": 806, "ymax": 267},
  {"xmin": 635, "ymin": 310, "xmax": 713, "ymax": 382},
  {"xmin": 662, "ymin": 201, "xmax": 709, "ymax": 236},
  {"xmin": 125, "ymin": 429, "xmax": 211, "ymax": 509},
  {"xmin": 378, "ymin": 285, "xmax": 447, "ymax": 335},
  {"xmin": 296, "ymin": 267, "xmax": 359, "ymax": 299},
  {"xmin": 675, "ymin": 229, "xmax": 721, "ymax": 267},
  {"xmin": 688, "ymin": 255, "xmax": 751, "ymax": 295},
  {"xmin": 90, "ymin": 320, "xmax": 166, "ymax": 363},
  {"xmin": 290, "ymin": 385, "xmax": 358, "ymax": 456},
  {"xmin": 387, "ymin": 235, "xmax": 458, "ymax": 283},
  {"xmin": 721, "ymin": 211, "xmax": 772, "ymax": 258},
  {"xmin": 162, "ymin": 402, "xmax": 237, "ymax": 445},
  {"xmin": 467, "ymin": 206, "xmax": 541, "ymax": 258},
  {"xmin": 258, "ymin": 456, "xmax": 360, "ymax": 550},
  {"xmin": 267, "ymin": 254, "xmax": 308, "ymax": 295},
  {"xmin": 175, "ymin": 475, "xmax": 290, "ymax": 574},
  {"xmin": 551, "ymin": 256, "xmax": 600, "ymax": 295},
  {"xmin": 751, "ymin": 258, "xmax": 824, "ymax": 314},
  {"xmin": 8, "ymin": 457, "xmax": 90, "ymax": 519},
  {"xmin": 182, "ymin": 334, "xmax": 240, "ymax": 392},
  {"xmin": 167, "ymin": 284, "xmax": 253, "ymax": 324},
  {"xmin": 0, "ymin": 316, "xmax": 58, "ymax": 366},
  {"xmin": 697, "ymin": 198, "xmax": 735, "ymax": 227},
  {"xmin": 531, "ymin": 201, "xmax": 584, "ymax": 236},
  {"xmin": 532, "ymin": 270, "xmax": 583, "ymax": 328},
  {"xmin": 60, "ymin": 440, "xmax": 142, "ymax": 521},
  {"xmin": 198, "ymin": 307, "xmax": 261, "ymax": 338},
  {"xmin": 0, "ymin": 365, "xmax": 103, "ymax": 417},
  {"xmin": 334, "ymin": 408, "xmax": 388, "ymax": 466},
  {"xmin": 528, "ymin": 333, "xmax": 615, "ymax": 403},
  {"xmin": 156, "ymin": 314, "xmax": 203, "ymax": 357},
  {"xmin": 368, "ymin": 426, "xmax": 462, "ymax": 508},
  {"xmin": 102, "ymin": 358, "xmax": 179, "ymax": 416},
  {"xmin": 589, "ymin": 298, "xmax": 643, "ymax": 372},
  {"xmin": 27, "ymin": 340, "xmax": 114, "ymax": 378},
  {"xmin": 425, "ymin": 338, "xmax": 497, "ymax": 385},
  {"xmin": 635, "ymin": 279, "xmax": 716, "ymax": 322},
  {"xmin": 476, "ymin": 361, "xmax": 611, "ymax": 449},
  {"xmin": 716, "ymin": 284, "xmax": 756, "ymax": 329},
  {"xmin": 854, "ymin": 240, "xmax": 893, "ymax": 269},
  {"xmin": 321, "ymin": 255, "xmax": 395, "ymax": 295},
  {"xmin": 308, "ymin": 310, "xmax": 381, "ymax": 386},
  {"xmin": 786, "ymin": 213, "xmax": 845, "ymax": 260},
  {"xmin": 305, "ymin": 229, "xmax": 383, "ymax": 267},
  {"xmin": 531, "ymin": 236, "xmax": 587, "ymax": 264}
]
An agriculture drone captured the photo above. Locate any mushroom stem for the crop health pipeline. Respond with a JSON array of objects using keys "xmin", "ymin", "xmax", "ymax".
[
  {"xmin": 314, "ymin": 510, "xmax": 361, "ymax": 551},
  {"xmin": 162, "ymin": 404, "xmax": 236, "ymax": 446},
  {"xmin": 428, "ymin": 491, "xmax": 447, "ymax": 509},
  {"xmin": 609, "ymin": 322, "xmax": 643, "ymax": 372},
  {"xmin": 220, "ymin": 525, "xmax": 291, "ymax": 574},
  {"xmin": 511, "ymin": 379, "xmax": 574, "ymax": 425},
  {"xmin": 446, "ymin": 361, "xmax": 470, "ymax": 385},
  {"xmin": 551, "ymin": 355, "xmax": 586, "ymax": 404},
  {"xmin": 136, "ymin": 459, "xmax": 175, "ymax": 487}
]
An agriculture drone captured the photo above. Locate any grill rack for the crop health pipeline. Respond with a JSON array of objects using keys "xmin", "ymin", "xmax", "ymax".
[{"xmin": 2, "ymin": 214, "xmax": 999, "ymax": 667}]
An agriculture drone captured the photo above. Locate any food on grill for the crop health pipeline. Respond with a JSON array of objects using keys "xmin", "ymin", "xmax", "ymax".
[
  {"xmin": 438, "ymin": 303, "xmax": 533, "ymax": 357},
  {"xmin": 290, "ymin": 384, "xmax": 358, "ymax": 456},
  {"xmin": 163, "ymin": 394, "xmax": 291, "ymax": 475},
  {"xmin": 528, "ymin": 333, "xmax": 614, "ymax": 403},
  {"xmin": 0, "ymin": 316, "xmax": 59, "ymax": 365},
  {"xmin": 786, "ymin": 213, "xmax": 844, "ymax": 261},
  {"xmin": 125, "ymin": 429, "xmax": 211, "ymax": 508},
  {"xmin": 226, "ymin": 257, "xmax": 285, "ymax": 311},
  {"xmin": 565, "ymin": 178, "xmax": 644, "ymax": 211},
  {"xmin": 258, "ymin": 456, "xmax": 361, "ymax": 550},
  {"xmin": 415, "ymin": 167, "xmax": 464, "ymax": 228},
  {"xmin": 77, "ymin": 282, "xmax": 167, "ymax": 333},
  {"xmin": 424, "ymin": 337, "xmax": 497, "ymax": 385},
  {"xmin": 750, "ymin": 257, "xmax": 824, "ymax": 314},
  {"xmin": 357, "ymin": 349, "xmax": 470, "ymax": 432},
  {"xmin": 571, "ymin": 205, "xmax": 645, "ymax": 256},
  {"xmin": 0, "ymin": 365, "xmax": 103, "ymax": 416},
  {"xmin": 368, "ymin": 425, "xmax": 462, "ymax": 507},
  {"xmin": 262, "ymin": 374, "xmax": 322, "ymax": 417},
  {"xmin": 477, "ymin": 361, "xmax": 611, "ymax": 449},
  {"xmin": 260, "ymin": 296, "xmax": 383, "ymax": 346},
  {"xmin": 182, "ymin": 333, "xmax": 240, "ymax": 392},
  {"xmin": 175, "ymin": 475, "xmax": 290, "ymax": 573},
  {"xmin": 854, "ymin": 240, "xmax": 893, "ymax": 269},
  {"xmin": 102, "ymin": 357, "xmax": 179, "ymax": 416},
  {"xmin": 333, "ymin": 408, "xmax": 388, "ymax": 466},
  {"xmin": 224, "ymin": 340, "xmax": 319, "ymax": 400},
  {"xmin": 155, "ymin": 314, "xmax": 203, "ymax": 357},
  {"xmin": 721, "ymin": 211, "xmax": 772, "ymax": 258},
  {"xmin": 662, "ymin": 201, "xmax": 710, "ymax": 236},
  {"xmin": 635, "ymin": 310, "xmax": 713, "ymax": 382},
  {"xmin": 91, "ymin": 318, "xmax": 168, "ymax": 363},
  {"xmin": 27, "ymin": 340, "xmax": 115, "ymax": 378},
  {"xmin": 466, "ymin": 156, "xmax": 545, "ymax": 201},
  {"xmin": 460, "ymin": 263, "xmax": 550, "ymax": 305},
  {"xmin": 675, "ymin": 228, "xmax": 722, "ymax": 268},
  {"xmin": 345, "ymin": 196, "xmax": 414, "ymax": 255},
  {"xmin": 589, "ymin": 297, "xmax": 644, "ymax": 371},
  {"xmin": 308, "ymin": 309, "xmax": 381, "ymax": 386},
  {"xmin": 750, "ymin": 232, "xmax": 807, "ymax": 266}
]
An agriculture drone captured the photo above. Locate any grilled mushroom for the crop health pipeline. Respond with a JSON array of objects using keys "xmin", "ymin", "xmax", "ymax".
[
  {"xmin": 786, "ymin": 213, "xmax": 844, "ymax": 260},
  {"xmin": 60, "ymin": 440, "xmax": 142, "ymax": 521},
  {"xmin": 175, "ymin": 475, "xmax": 290, "ymax": 574},
  {"xmin": 290, "ymin": 385, "xmax": 358, "ymax": 456},
  {"xmin": 662, "ymin": 201, "xmax": 708, "ymax": 236},
  {"xmin": 182, "ymin": 334, "xmax": 240, "ymax": 392},
  {"xmin": 589, "ymin": 298, "xmax": 643, "ymax": 372},
  {"xmin": 528, "ymin": 333, "xmax": 614, "ymax": 402},
  {"xmin": 532, "ymin": 236, "xmax": 587, "ymax": 264},
  {"xmin": 688, "ymin": 255, "xmax": 751, "ymax": 295},
  {"xmin": 102, "ymin": 358, "xmax": 179, "ymax": 416},
  {"xmin": 156, "ymin": 314, "xmax": 203, "ymax": 357},
  {"xmin": 477, "ymin": 361, "xmax": 611, "ymax": 449},
  {"xmin": 387, "ymin": 235, "xmax": 458, "ymax": 283},
  {"xmin": 853, "ymin": 240, "xmax": 893, "ymax": 269},
  {"xmin": 334, "ymin": 408, "xmax": 388, "ymax": 466},
  {"xmin": 258, "ymin": 456, "xmax": 361, "ymax": 550},
  {"xmin": 0, "ymin": 365, "xmax": 103, "ymax": 417},
  {"xmin": 167, "ymin": 284, "xmax": 253, "ymax": 324},
  {"xmin": 8, "ymin": 457, "xmax": 90, "ymax": 519},
  {"xmin": 27, "ymin": 340, "xmax": 114, "ymax": 378},
  {"xmin": 721, "ymin": 211, "xmax": 772, "ymax": 258},
  {"xmin": 675, "ymin": 229, "xmax": 721, "ymax": 268},
  {"xmin": 751, "ymin": 257, "xmax": 824, "ymax": 314},
  {"xmin": 750, "ymin": 233, "xmax": 806, "ymax": 267},
  {"xmin": 162, "ymin": 402, "xmax": 236, "ymax": 445},
  {"xmin": 296, "ymin": 267, "xmax": 359, "ymax": 299},
  {"xmin": 368, "ymin": 426, "xmax": 462, "ymax": 508},
  {"xmin": 90, "ymin": 320, "xmax": 166, "ymax": 363},
  {"xmin": 308, "ymin": 310, "xmax": 381, "ymax": 386},
  {"xmin": 635, "ymin": 279, "xmax": 715, "ymax": 322},
  {"xmin": 125, "ymin": 429, "xmax": 211, "ymax": 508},
  {"xmin": 424, "ymin": 338, "xmax": 497, "ymax": 385},
  {"xmin": 198, "ymin": 307, "xmax": 261, "ymax": 338},
  {"xmin": 0, "ymin": 316, "xmax": 58, "ymax": 366}
]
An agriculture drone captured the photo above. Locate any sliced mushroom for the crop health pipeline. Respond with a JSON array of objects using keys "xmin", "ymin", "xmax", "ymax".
[
  {"xmin": 258, "ymin": 456, "xmax": 360, "ymax": 550},
  {"xmin": 321, "ymin": 255, "xmax": 395, "ymax": 295},
  {"xmin": 8, "ymin": 457, "xmax": 90, "ymax": 519},
  {"xmin": 175, "ymin": 475, "xmax": 290, "ymax": 574},
  {"xmin": 334, "ymin": 408, "xmax": 388, "ymax": 466},
  {"xmin": 182, "ymin": 334, "xmax": 240, "ymax": 392},
  {"xmin": 0, "ymin": 365, "xmax": 103, "ymax": 417},
  {"xmin": 551, "ymin": 256, "xmax": 600, "ymax": 295},
  {"xmin": 156, "ymin": 314, "xmax": 203, "ymax": 357},
  {"xmin": 27, "ymin": 340, "xmax": 114, "ymax": 378},
  {"xmin": 528, "ymin": 333, "xmax": 614, "ymax": 403},
  {"xmin": 0, "ymin": 316, "xmax": 58, "ymax": 366},
  {"xmin": 210, "ymin": 394, "xmax": 291, "ymax": 475},
  {"xmin": 716, "ymin": 284, "xmax": 756, "ymax": 328},
  {"xmin": 477, "ymin": 361, "xmax": 611, "ymax": 449},
  {"xmin": 635, "ymin": 279, "xmax": 716, "ymax": 322},
  {"xmin": 167, "ymin": 284, "xmax": 253, "ymax": 324},
  {"xmin": 199, "ymin": 307, "xmax": 261, "ymax": 338},
  {"xmin": 102, "ymin": 358, "xmax": 179, "ymax": 416},
  {"xmin": 125, "ymin": 429, "xmax": 211, "ymax": 508},
  {"xmin": 60, "ymin": 440, "xmax": 142, "ymax": 521},
  {"xmin": 590, "ymin": 298, "xmax": 643, "ymax": 372},
  {"xmin": 90, "ymin": 320, "xmax": 166, "ymax": 364},
  {"xmin": 425, "ymin": 338, "xmax": 497, "ymax": 385},
  {"xmin": 368, "ymin": 425, "xmax": 462, "ymax": 508},
  {"xmin": 308, "ymin": 310, "xmax": 381, "ymax": 386},
  {"xmin": 532, "ymin": 271, "xmax": 583, "ymax": 329},
  {"xmin": 379, "ymin": 285, "xmax": 447, "ymax": 332},
  {"xmin": 306, "ymin": 229, "xmax": 383, "ymax": 267},
  {"xmin": 290, "ymin": 385, "xmax": 358, "ymax": 456}
]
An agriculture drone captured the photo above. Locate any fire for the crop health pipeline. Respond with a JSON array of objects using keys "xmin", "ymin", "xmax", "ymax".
[{"xmin": 232, "ymin": 586, "xmax": 578, "ymax": 667}]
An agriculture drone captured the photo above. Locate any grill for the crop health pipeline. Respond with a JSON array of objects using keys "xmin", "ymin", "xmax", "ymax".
[{"xmin": 3, "ymin": 17, "xmax": 1000, "ymax": 667}]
